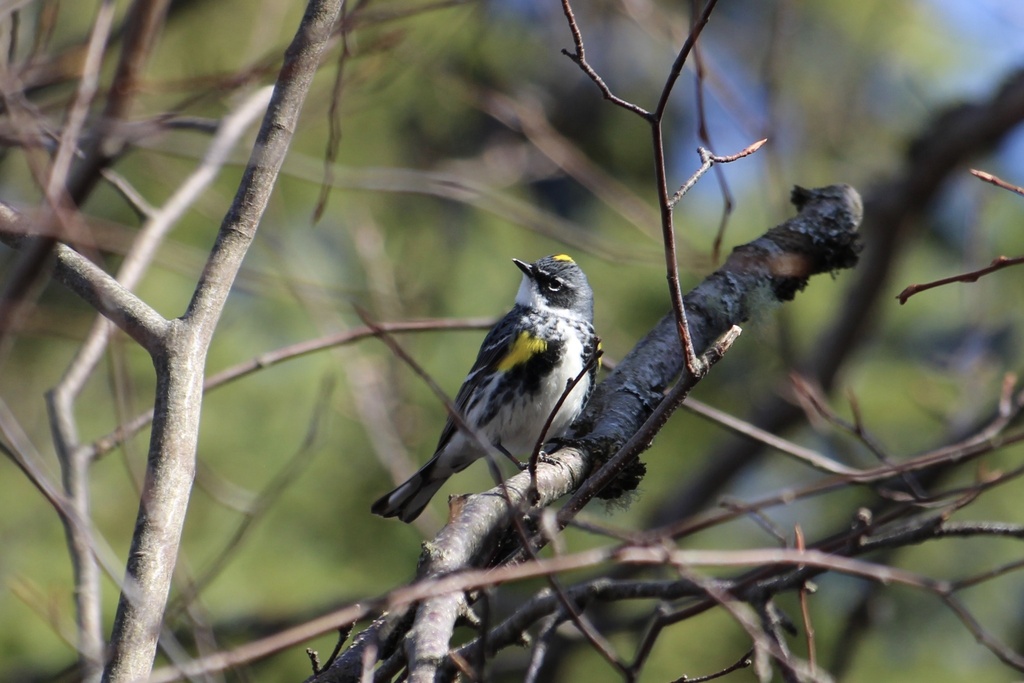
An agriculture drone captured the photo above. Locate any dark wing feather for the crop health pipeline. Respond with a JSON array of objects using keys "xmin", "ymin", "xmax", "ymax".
[
  {"xmin": 582, "ymin": 331, "xmax": 600, "ymax": 405},
  {"xmin": 432, "ymin": 319, "xmax": 517, "ymax": 452}
]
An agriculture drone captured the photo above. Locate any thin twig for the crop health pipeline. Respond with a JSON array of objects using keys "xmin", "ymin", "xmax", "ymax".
[
  {"xmin": 789, "ymin": 374, "xmax": 927, "ymax": 499},
  {"xmin": 794, "ymin": 526, "xmax": 816, "ymax": 673},
  {"xmin": 312, "ymin": 9, "xmax": 350, "ymax": 223},
  {"xmin": 45, "ymin": 0, "xmax": 115, "ymax": 206},
  {"xmin": 648, "ymin": 1, "xmax": 723, "ymax": 373},
  {"xmin": 897, "ymin": 254, "xmax": 1024, "ymax": 304},
  {"xmin": 669, "ymin": 648, "xmax": 753, "ymax": 682},
  {"xmin": 682, "ymin": 397, "xmax": 861, "ymax": 476},
  {"xmin": 659, "ymin": 138, "xmax": 764, "ymax": 374},
  {"xmin": 147, "ymin": 544, "xmax": 950, "ymax": 683},
  {"xmin": 653, "ymin": 0, "xmax": 721, "ymax": 121},
  {"xmin": 653, "ymin": 122, "xmax": 702, "ymax": 372},
  {"xmin": 670, "ymin": 141, "xmax": 767, "ymax": 208},
  {"xmin": 970, "ymin": 168, "xmax": 1024, "ymax": 196},
  {"xmin": 689, "ymin": 23, "xmax": 736, "ymax": 265},
  {"xmin": 557, "ymin": 0, "xmax": 651, "ymax": 118},
  {"xmin": 89, "ymin": 318, "xmax": 493, "ymax": 459}
]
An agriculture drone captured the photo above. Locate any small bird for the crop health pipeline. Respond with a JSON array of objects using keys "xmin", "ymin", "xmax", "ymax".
[{"xmin": 371, "ymin": 254, "xmax": 600, "ymax": 523}]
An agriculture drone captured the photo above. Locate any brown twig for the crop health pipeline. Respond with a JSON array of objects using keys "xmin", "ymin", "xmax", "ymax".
[
  {"xmin": 970, "ymin": 168, "xmax": 1024, "ymax": 197},
  {"xmin": 312, "ymin": 6, "xmax": 351, "ymax": 224},
  {"xmin": 559, "ymin": 0, "xmax": 732, "ymax": 376},
  {"xmin": 897, "ymin": 254, "xmax": 1024, "ymax": 304},
  {"xmin": 650, "ymin": 0, "xmax": 722, "ymax": 373},
  {"xmin": 688, "ymin": 12, "xmax": 737, "ymax": 266},
  {"xmin": 669, "ymin": 648, "xmax": 753, "ymax": 682},
  {"xmin": 788, "ymin": 374, "xmax": 927, "ymax": 499},
  {"xmin": 89, "ymin": 318, "xmax": 493, "ymax": 459},
  {"xmin": 670, "ymin": 140, "xmax": 768, "ymax": 208},
  {"xmin": 558, "ymin": 0, "xmax": 651, "ymax": 118},
  {"xmin": 794, "ymin": 526, "xmax": 816, "ymax": 673},
  {"xmin": 682, "ymin": 397, "xmax": 861, "ymax": 476},
  {"xmin": 147, "ymin": 543, "xmax": 954, "ymax": 683}
]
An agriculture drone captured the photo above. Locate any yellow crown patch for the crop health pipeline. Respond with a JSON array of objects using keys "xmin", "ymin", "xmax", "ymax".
[
  {"xmin": 552, "ymin": 253, "xmax": 575, "ymax": 263},
  {"xmin": 497, "ymin": 331, "xmax": 548, "ymax": 371}
]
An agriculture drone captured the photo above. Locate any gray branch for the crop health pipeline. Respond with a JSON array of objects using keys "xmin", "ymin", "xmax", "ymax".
[
  {"xmin": 0, "ymin": 203, "xmax": 170, "ymax": 350},
  {"xmin": 99, "ymin": 1, "xmax": 344, "ymax": 681}
]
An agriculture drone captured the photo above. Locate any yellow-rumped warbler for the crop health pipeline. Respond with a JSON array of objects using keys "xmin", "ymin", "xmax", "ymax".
[{"xmin": 371, "ymin": 254, "xmax": 600, "ymax": 523}]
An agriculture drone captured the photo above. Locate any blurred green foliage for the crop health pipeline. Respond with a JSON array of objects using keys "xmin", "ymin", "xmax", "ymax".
[{"xmin": 1, "ymin": 0, "xmax": 1023, "ymax": 680}]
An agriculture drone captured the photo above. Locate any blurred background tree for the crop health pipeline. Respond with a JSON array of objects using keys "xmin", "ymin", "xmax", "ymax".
[{"xmin": 1, "ymin": 0, "xmax": 1023, "ymax": 681}]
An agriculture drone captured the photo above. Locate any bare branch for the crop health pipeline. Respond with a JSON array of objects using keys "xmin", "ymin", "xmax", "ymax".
[
  {"xmin": 45, "ymin": 0, "xmax": 115, "ymax": 209},
  {"xmin": 682, "ymin": 398, "xmax": 861, "ymax": 476},
  {"xmin": 90, "ymin": 319, "xmax": 494, "ymax": 459},
  {"xmin": 970, "ymin": 168, "xmax": 1024, "ymax": 196},
  {"xmin": 0, "ymin": 202, "xmax": 170, "ymax": 350},
  {"xmin": 668, "ymin": 648, "xmax": 753, "ymax": 683},
  {"xmin": 897, "ymin": 254, "xmax": 1024, "ymax": 304},
  {"xmin": 102, "ymin": 1, "xmax": 344, "ymax": 680},
  {"xmin": 658, "ymin": 68, "xmax": 1024, "ymax": 529},
  {"xmin": 669, "ymin": 140, "xmax": 768, "ymax": 209},
  {"xmin": 652, "ymin": 0, "xmax": 720, "ymax": 120},
  {"xmin": 557, "ymin": 0, "xmax": 651, "ymax": 118},
  {"xmin": 558, "ymin": 0, "xmax": 745, "ymax": 378},
  {"xmin": 65, "ymin": 0, "xmax": 173, "ymax": 203}
]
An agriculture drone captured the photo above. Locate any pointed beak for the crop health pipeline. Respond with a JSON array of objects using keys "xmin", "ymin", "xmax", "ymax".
[{"xmin": 512, "ymin": 258, "xmax": 532, "ymax": 277}]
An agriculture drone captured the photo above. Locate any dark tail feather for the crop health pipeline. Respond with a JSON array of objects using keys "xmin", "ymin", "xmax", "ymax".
[{"xmin": 371, "ymin": 458, "xmax": 448, "ymax": 523}]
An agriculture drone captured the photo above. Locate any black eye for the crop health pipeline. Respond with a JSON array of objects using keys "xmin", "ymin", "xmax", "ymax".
[{"xmin": 546, "ymin": 279, "xmax": 563, "ymax": 292}]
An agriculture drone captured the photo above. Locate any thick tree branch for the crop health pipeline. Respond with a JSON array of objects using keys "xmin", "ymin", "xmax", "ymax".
[
  {"xmin": 101, "ymin": 1, "xmax": 343, "ymax": 681},
  {"xmin": 42, "ymin": 86, "xmax": 273, "ymax": 683},
  {"xmin": 656, "ymin": 67, "xmax": 1024, "ymax": 527}
]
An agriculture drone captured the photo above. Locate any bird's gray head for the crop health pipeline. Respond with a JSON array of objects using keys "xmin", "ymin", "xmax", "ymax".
[{"xmin": 512, "ymin": 254, "xmax": 594, "ymax": 322}]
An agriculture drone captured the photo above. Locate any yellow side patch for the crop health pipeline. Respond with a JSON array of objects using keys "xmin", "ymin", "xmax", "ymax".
[
  {"xmin": 497, "ymin": 331, "xmax": 547, "ymax": 371},
  {"xmin": 552, "ymin": 253, "xmax": 575, "ymax": 262}
]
